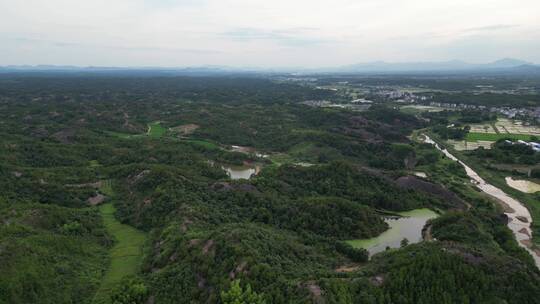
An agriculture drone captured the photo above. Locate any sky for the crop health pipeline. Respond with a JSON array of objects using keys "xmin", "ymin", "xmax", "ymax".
[{"xmin": 0, "ymin": 0, "xmax": 539, "ymax": 67}]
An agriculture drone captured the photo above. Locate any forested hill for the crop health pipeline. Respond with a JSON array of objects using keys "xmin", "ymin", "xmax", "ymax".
[{"xmin": 0, "ymin": 76, "xmax": 539, "ymax": 304}]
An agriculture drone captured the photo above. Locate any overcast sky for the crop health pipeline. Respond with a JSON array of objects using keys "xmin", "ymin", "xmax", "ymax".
[{"xmin": 1, "ymin": 0, "xmax": 539, "ymax": 67}]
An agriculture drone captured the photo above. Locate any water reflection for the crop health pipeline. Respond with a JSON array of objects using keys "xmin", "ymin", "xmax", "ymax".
[
  {"xmin": 347, "ymin": 209, "xmax": 439, "ymax": 257},
  {"xmin": 223, "ymin": 164, "xmax": 261, "ymax": 180}
]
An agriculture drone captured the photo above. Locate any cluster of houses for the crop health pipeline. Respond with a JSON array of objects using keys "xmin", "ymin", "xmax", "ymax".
[
  {"xmin": 427, "ymin": 101, "xmax": 540, "ymax": 122},
  {"xmin": 428, "ymin": 102, "xmax": 486, "ymax": 110},
  {"xmin": 301, "ymin": 100, "xmax": 371, "ymax": 111},
  {"xmin": 375, "ymin": 90, "xmax": 431, "ymax": 103},
  {"xmin": 505, "ymin": 140, "xmax": 540, "ymax": 152},
  {"xmin": 490, "ymin": 107, "xmax": 540, "ymax": 120}
]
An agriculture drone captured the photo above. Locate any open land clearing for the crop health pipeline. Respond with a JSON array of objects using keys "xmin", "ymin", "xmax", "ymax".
[
  {"xmin": 447, "ymin": 139, "xmax": 494, "ymax": 151},
  {"xmin": 169, "ymin": 123, "xmax": 200, "ymax": 136},
  {"xmin": 107, "ymin": 122, "xmax": 167, "ymax": 139},
  {"xmin": 400, "ymin": 105, "xmax": 447, "ymax": 114},
  {"xmin": 93, "ymin": 203, "xmax": 147, "ymax": 304},
  {"xmin": 147, "ymin": 122, "xmax": 167, "ymax": 138}
]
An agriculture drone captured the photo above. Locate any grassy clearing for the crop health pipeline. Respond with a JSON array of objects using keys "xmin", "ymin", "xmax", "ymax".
[
  {"xmin": 268, "ymin": 153, "xmax": 295, "ymax": 165},
  {"xmin": 147, "ymin": 122, "xmax": 167, "ymax": 138},
  {"xmin": 93, "ymin": 203, "xmax": 147, "ymax": 304},
  {"xmin": 105, "ymin": 122, "xmax": 166, "ymax": 139},
  {"xmin": 99, "ymin": 180, "xmax": 114, "ymax": 196},
  {"xmin": 466, "ymin": 132, "xmax": 536, "ymax": 142},
  {"xmin": 184, "ymin": 139, "xmax": 220, "ymax": 149},
  {"xmin": 104, "ymin": 131, "xmax": 139, "ymax": 139}
]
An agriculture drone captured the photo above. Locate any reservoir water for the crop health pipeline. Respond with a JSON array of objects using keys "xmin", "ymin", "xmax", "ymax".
[
  {"xmin": 223, "ymin": 164, "xmax": 261, "ymax": 180},
  {"xmin": 347, "ymin": 208, "xmax": 439, "ymax": 257}
]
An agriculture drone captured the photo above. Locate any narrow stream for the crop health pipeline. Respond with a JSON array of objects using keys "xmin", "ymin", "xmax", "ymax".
[{"xmin": 424, "ymin": 135, "xmax": 540, "ymax": 268}]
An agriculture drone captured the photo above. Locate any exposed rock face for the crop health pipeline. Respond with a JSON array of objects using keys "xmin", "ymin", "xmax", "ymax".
[
  {"xmin": 129, "ymin": 170, "xmax": 151, "ymax": 184},
  {"xmin": 51, "ymin": 129, "xmax": 76, "ymax": 144},
  {"xmin": 229, "ymin": 261, "xmax": 247, "ymax": 279},
  {"xmin": 370, "ymin": 275, "xmax": 384, "ymax": 287},
  {"xmin": 404, "ymin": 154, "xmax": 418, "ymax": 170},
  {"xmin": 211, "ymin": 182, "xmax": 259, "ymax": 193},
  {"xmin": 202, "ymin": 239, "xmax": 215, "ymax": 255},
  {"xmin": 66, "ymin": 181, "xmax": 102, "ymax": 188},
  {"xmin": 87, "ymin": 193, "xmax": 106, "ymax": 206},
  {"xmin": 304, "ymin": 281, "xmax": 325, "ymax": 304},
  {"xmin": 395, "ymin": 175, "xmax": 467, "ymax": 209},
  {"xmin": 172, "ymin": 124, "xmax": 200, "ymax": 136}
]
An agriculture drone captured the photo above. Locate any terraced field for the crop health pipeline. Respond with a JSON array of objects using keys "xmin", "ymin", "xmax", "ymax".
[
  {"xmin": 466, "ymin": 118, "xmax": 540, "ymax": 142},
  {"xmin": 447, "ymin": 139, "xmax": 494, "ymax": 151}
]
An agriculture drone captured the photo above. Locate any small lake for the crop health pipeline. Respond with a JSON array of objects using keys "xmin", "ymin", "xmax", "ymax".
[
  {"xmin": 347, "ymin": 208, "xmax": 439, "ymax": 257},
  {"xmin": 223, "ymin": 164, "xmax": 261, "ymax": 180}
]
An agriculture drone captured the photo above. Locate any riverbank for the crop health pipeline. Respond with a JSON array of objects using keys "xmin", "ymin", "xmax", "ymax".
[
  {"xmin": 425, "ymin": 133, "xmax": 540, "ymax": 245},
  {"xmin": 93, "ymin": 203, "xmax": 147, "ymax": 303},
  {"xmin": 423, "ymin": 134, "xmax": 540, "ymax": 269}
]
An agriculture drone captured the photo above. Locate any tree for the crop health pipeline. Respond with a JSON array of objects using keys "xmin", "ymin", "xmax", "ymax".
[
  {"xmin": 111, "ymin": 277, "xmax": 148, "ymax": 304},
  {"xmin": 400, "ymin": 238, "xmax": 409, "ymax": 247},
  {"xmin": 221, "ymin": 280, "xmax": 266, "ymax": 304}
]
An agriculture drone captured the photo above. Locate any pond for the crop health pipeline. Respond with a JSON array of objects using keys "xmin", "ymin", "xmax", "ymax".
[
  {"xmin": 347, "ymin": 208, "xmax": 439, "ymax": 258},
  {"xmin": 223, "ymin": 164, "xmax": 261, "ymax": 180}
]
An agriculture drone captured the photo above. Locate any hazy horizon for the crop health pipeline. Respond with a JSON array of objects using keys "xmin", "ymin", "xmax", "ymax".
[
  {"xmin": 1, "ymin": 0, "xmax": 539, "ymax": 67},
  {"xmin": 1, "ymin": 58, "xmax": 537, "ymax": 70}
]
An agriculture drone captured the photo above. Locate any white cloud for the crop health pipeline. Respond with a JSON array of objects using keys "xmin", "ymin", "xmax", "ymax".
[{"xmin": 0, "ymin": 0, "xmax": 538, "ymax": 66}]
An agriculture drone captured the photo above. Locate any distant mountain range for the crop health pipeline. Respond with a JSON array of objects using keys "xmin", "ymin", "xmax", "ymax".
[
  {"xmin": 337, "ymin": 58, "xmax": 532, "ymax": 72},
  {"xmin": 1, "ymin": 58, "xmax": 539, "ymax": 75},
  {"xmin": 324, "ymin": 58, "xmax": 538, "ymax": 74}
]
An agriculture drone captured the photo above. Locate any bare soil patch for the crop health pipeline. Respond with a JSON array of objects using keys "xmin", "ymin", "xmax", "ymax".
[
  {"xmin": 172, "ymin": 124, "xmax": 200, "ymax": 136},
  {"xmin": 87, "ymin": 193, "xmax": 106, "ymax": 206},
  {"xmin": 335, "ymin": 264, "xmax": 361, "ymax": 273}
]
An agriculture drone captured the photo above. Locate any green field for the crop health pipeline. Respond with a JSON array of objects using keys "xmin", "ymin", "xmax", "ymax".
[
  {"xmin": 147, "ymin": 122, "xmax": 167, "ymax": 138},
  {"xmin": 93, "ymin": 203, "xmax": 147, "ymax": 304},
  {"xmin": 184, "ymin": 139, "xmax": 220, "ymax": 149},
  {"xmin": 105, "ymin": 122, "xmax": 166, "ymax": 139},
  {"xmin": 104, "ymin": 130, "xmax": 140, "ymax": 139},
  {"xmin": 466, "ymin": 132, "xmax": 536, "ymax": 142},
  {"xmin": 99, "ymin": 179, "xmax": 114, "ymax": 196}
]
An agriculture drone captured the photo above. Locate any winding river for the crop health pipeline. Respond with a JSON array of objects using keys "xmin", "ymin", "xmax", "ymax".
[{"xmin": 424, "ymin": 135, "xmax": 540, "ymax": 268}]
